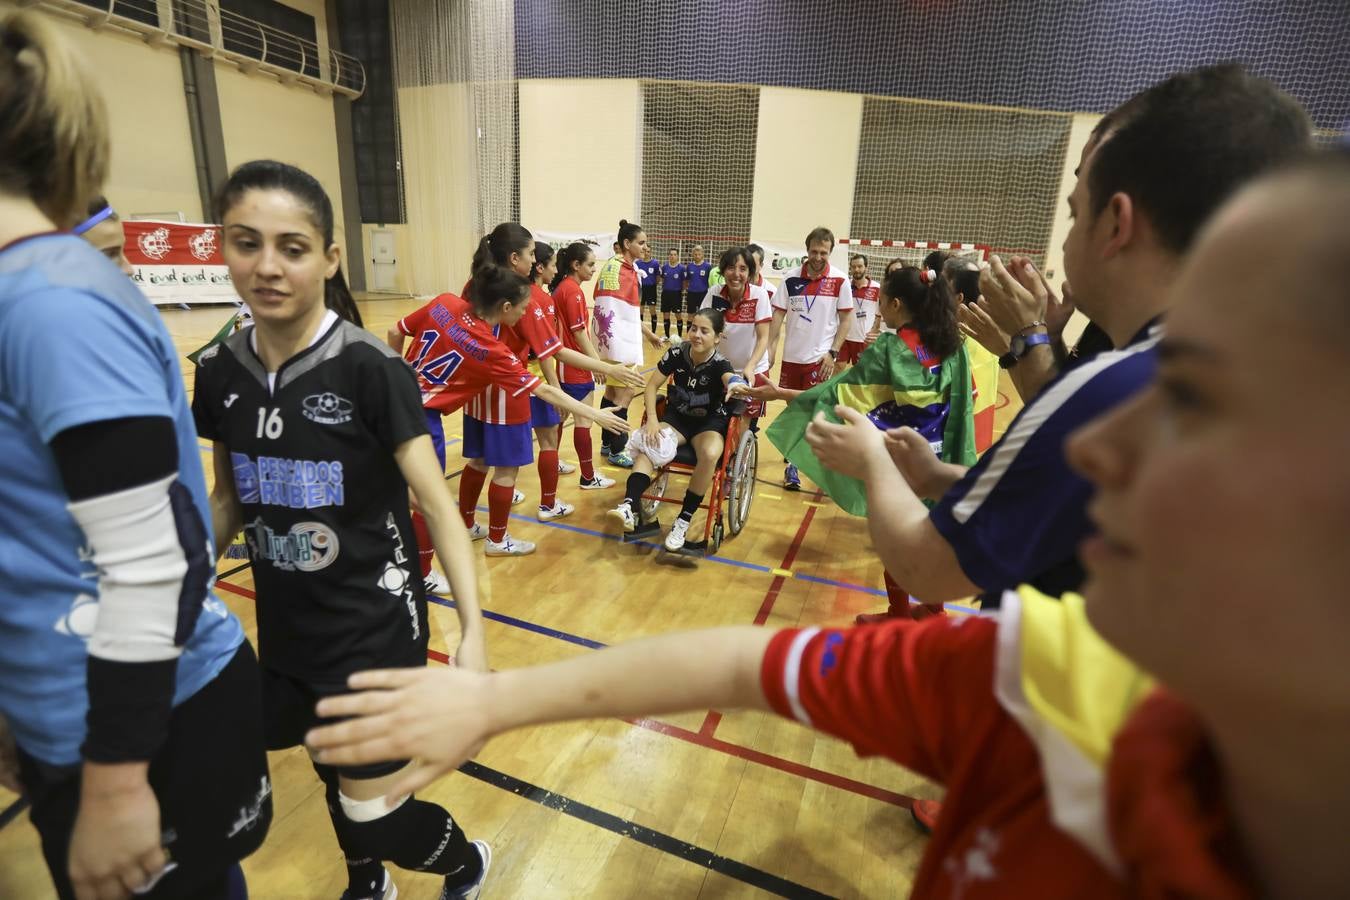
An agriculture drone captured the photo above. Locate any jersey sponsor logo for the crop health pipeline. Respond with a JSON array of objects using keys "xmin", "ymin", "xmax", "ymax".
[
  {"xmin": 224, "ymin": 393, "xmax": 239, "ymax": 408},
  {"xmin": 231, "ymin": 452, "xmax": 345, "ymax": 509},
  {"xmin": 53, "ymin": 593, "xmax": 99, "ymax": 640},
  {"xmin": 245, "ymin": 518, "xmax": 340, "ymax": 572},
  {"xmin": 138, "ymin": 226, "xmax": 173, "ymax": 261},
  {"xmin": 301, "ymin": 392, "xmax": 354, "ymax": 425},
  {"xmin": 381, "ymin": 513, "xmax": 421, "ymax": 640}
]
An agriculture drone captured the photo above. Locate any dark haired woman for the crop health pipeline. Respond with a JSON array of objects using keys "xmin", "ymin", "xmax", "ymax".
[
  {"xmin": 0, "ymin": 13, "xmax": 268, "ymax": 899},
  {"xmin": 608, "ymin": 309, "xmax": 752, "ymax": 552},
  {"xmin": 700, "ymin": 246, "xmax": 773, "ymax": 423},
  {"xmin": 593, "ymin": 219, "xmax": 663, "ymax": 467},
  {"xmin": 195, "ymin": 159, "xmax": 493, "ymax": 900}
]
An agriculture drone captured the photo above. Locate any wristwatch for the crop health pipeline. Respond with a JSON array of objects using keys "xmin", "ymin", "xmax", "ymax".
[
  {"xmin": 827, "ymin": 349, "xmax": 838, "ymax": 360},
  {"xmin": 999, "ymin": 331, "xmax": 1052, "ymax": 369}
]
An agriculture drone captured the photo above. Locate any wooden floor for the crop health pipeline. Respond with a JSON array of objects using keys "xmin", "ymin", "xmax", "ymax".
[{"xmin": 0, "ymin": 297, "xmax": 1022, "ymax": 899}]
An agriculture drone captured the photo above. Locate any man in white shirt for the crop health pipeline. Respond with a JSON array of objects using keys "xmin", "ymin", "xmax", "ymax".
[
  {"xmin": 766, "ymin": 226, "xmax": 853, "ymax": 490},
  {"xmin": 839, "ymin": 253, "xmax": 879, "ymax": 365}
]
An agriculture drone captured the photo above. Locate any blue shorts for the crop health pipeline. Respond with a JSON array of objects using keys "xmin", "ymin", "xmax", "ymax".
[
  {"xmin": 425, "ymin": 409, "xmax": 447, "ymax": 471},
  {"xmin": 561, "ymin": 381, "xmax": 594, "ymax": 402},
  {"xmin": 462, "ymin": 414, "xmax": 534, "ymax": 467},
  {"xmin": 530, "ymin": 395, "xmax": 562, "ymax": 428}
]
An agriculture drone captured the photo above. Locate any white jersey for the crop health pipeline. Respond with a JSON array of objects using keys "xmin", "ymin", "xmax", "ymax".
[
  {"xmin": 770, "ymin": 263, "xmax": 853, "ymax": 364},
  {"xmin": 701, "ymin": 282, "xmax": 772, "ymax": 375},
  {"xmin": 847, "ymin": 278, "xmax": 881, "ymax": 342}
]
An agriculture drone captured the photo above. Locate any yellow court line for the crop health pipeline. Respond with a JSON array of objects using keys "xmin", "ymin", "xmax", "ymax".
[
  {"xmin": 759, "ymin": 492, "xmax": 782, "ymax": 501},
  {"xmin": 803, "ymin": 501, "xmax": 829, "ymax": 508},
  {"xmin": 770, "ymin": 568, "xmax": 793, "ymax": 578}
]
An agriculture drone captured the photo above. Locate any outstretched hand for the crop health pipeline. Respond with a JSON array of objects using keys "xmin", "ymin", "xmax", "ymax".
[
  {"xmin": 978, "ymin": 255, "xmax": 1047, "ymax": 338},
  {"xmin": 595, "ymin": 409, "xmax": 633, "ymax": 435},
  {"xmin": 957, "ymin": 301, "xmax": 1010, "ymax": 356},
  {"xmin": 609, "ymin": 364, "xmax": 646, "ymax": 389},
  {"xmin": 309, "ymin": 668, "xmax": 493, "ymax": 803}
]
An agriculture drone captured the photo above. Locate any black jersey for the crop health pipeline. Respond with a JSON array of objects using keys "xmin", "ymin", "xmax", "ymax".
[
  {"xmin": 193, "ymin": 316, "xmax": 430, "ymax": 685},
  {"xmin": 657, "ymin": 345, "xmax": 735, "ymax": 418}
]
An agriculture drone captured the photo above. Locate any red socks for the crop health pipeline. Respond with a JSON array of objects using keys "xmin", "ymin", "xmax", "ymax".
[
  {"xmin": 573, "ymin": 426, "xmax": 594, "ymax": 481},
  {"xmin": 458, "ymin": 466, "xmax": 487, "ymax": 528},
  {"xmin": 487, "ymin": 482, "xmax": 513, "ymax": 543},
  {"xmin": 538, "ymin": 449, "xmax": 559, "ymax": 509},
  {"xmin": 411, "ymin": 511, "xmax": 434, "ymax": 578}
]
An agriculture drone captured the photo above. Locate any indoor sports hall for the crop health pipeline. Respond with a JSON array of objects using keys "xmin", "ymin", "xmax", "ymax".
[{"xmin": 0, "ymin": 1, "xmax": 1346, "ymax": 898}]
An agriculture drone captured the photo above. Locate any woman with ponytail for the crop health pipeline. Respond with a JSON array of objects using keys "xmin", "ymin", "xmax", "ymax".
[
  {"xmin": 752, "ymin": 265, "xmax": 975, "ymax": 622},
  {"xmin": 198, "ymin": 159, "xmax": 494, "ymax": 898},
  {"xmin": 0, "ymin": 12, "xmax": 269, "ymax": 898},
  {"xmin": 593, "ymin": 219, "xmax": 664, "ymax": 467}
]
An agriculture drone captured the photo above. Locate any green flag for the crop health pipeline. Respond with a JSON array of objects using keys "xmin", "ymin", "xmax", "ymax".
[
  {"xmin": 187, "ymin": 310, "xmax": 241, "ymax": 365},
  {"xmin": 766, "ymin": 334, "xmax": 976, "ymax": 516}
]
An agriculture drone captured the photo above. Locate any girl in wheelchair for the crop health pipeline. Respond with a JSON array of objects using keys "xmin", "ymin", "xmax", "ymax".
[{"xmin": 607, "ymin": 309, "xmax": 752, "ymax": 551}]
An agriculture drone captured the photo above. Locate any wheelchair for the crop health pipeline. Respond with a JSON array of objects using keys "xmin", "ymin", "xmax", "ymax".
[{"xmin": 622, "ymin": 395, "xmax": 759, "ymax": 556}]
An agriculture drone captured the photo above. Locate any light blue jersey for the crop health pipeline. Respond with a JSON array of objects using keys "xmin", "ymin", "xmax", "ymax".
[{"xmin": 0, "ymin": 234, "xmax": 243, "ymax": 766}]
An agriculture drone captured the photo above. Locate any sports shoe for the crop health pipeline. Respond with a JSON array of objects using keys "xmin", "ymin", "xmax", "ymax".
[
  {"xmin": 911, "ymin": 798, "xmax": 942, "ymax": 835},
  {"xmin": 607, "ymin": 451, "xmax": 635, "ymax": 468},
  {"xmin": 579, "ymin": 474, "xmax": 616, "ymax": 490},
  {"xmin": 607, "ymin": 502, "xmax": 636, "ymax": 532},
  {"xmin": 423, "ymin": 569, "xmax": 450, "ymax": 596},
  {"xmin": 855, "ymin": 610, "xmax": 906, "ymax": 626},
  {"xmin": 783, "ymin": 463, "xmax": 801, "ymax": 491},
  {"xmin": 664, "ymin": 517, "xmax": 691, "ymax": 551},
  {"xmin": 465, "ymin": 522, "xmax": 487, "ymax": 541},
  {"xmin": 557, "ymin": 459, "xmax": 577, "ymax": 475},
  {"xmin": 485, "ymin": 534, "xmax": 535, "ymax": 556},
  {"xmin": 511, "ymin": 488, "xmax": 525, "ymax": 506},
  {"xmin": 342, "ymin": 866, "xmax": 397, "ymax": 900},
  {"xmin": 538, "ymin": 500, "xmax": 574, "ymax": 522},
  {"xmin": 439, "ymin": 840, "xmax": 491, "ymax": 900}
]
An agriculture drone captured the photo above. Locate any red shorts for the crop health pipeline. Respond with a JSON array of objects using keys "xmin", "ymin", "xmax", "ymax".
[
  {"xmin": 838, "ymin": 340, "xmax": 866, "ymax": 365},
  {"xmin": 779, "ymin": 359, "xmax": 826, "ymax": 391}
]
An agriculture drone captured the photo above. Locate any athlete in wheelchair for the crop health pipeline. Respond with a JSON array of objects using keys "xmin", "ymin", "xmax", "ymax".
[{"xmin": 607, "ymin": 307, "xmax": 756, "ymax": 554}]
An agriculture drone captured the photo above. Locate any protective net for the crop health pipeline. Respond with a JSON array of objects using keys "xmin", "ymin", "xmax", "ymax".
[
  {"xmin": 388, "ymin": 0, "xmax": 1346, "ymax": 294},
  {"xmin": 389, "ymin": 0, "xmax": 515, "ymax": 295}
]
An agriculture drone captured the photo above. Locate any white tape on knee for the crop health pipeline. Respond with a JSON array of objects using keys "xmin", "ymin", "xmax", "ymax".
[{"xmin": 339, "ymin": 790, "xmax": 409, "ymax": 823}]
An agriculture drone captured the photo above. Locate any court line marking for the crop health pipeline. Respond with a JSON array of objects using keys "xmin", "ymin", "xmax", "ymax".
[
  {"xmin": 455, "ymin": 760, "xmax": 834, "ymax": 900},
  {"xmin": 210, "ymin": 579, "xmax": 916, "ymax": 811},
  {"xmin": 197, "ymin": 439, "xmax": 978, "ymax": 614},
  {"xmin": 0, "ymin": 797, "xmax": 29, "ymax": 834}
]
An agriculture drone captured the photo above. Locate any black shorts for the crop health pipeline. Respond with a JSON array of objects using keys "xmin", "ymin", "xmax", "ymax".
[
  {"xmin": 661, "ymin": 290, "xmax": 684, "ymax": 313},
  {"xmin": 260, "ymin": 666, "xmax": 407, "ymax": 779},
  {"xmin": 663, "ymin": 408, "xmax": 730, "ymax": 444},
  {"xmin": 685, "ymin": 290, "xmax": 708, "ymax": 314},
  {"xmin": 18, "ymin": 643, "xmax": 271, "ymax": 900},
  {"xmin": 641, "ymin": 284, "xmax": 657, "ymax": 307}
]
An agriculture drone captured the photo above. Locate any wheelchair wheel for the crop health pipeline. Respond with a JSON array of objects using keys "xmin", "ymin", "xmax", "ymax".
[
  {"xmin": 726, "ymin": 427, "xmax": 758, "ymax": 536},
  {"xmin": 640, "ymin": 469, "xmax": 670, "ymax": 524},
  {"xmin": 709, "ymin": 519, "xmax": 724, "ymax": 554}
]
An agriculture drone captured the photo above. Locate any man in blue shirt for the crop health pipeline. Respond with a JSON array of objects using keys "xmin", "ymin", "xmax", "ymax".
[
  {"xmin": 683, "ymin": 244, "xmax": 713, "ymax": 336},
  {"xmin": 659, "ymin": 248, "xmax": 687, "ymax": 340},
  {"xmin": 636, "ymin": 245, "xmax": 660, "ymax": 333},
  {"xmin": 800, "ymin": 65, "xmax": 1310, "ymax": 626}
]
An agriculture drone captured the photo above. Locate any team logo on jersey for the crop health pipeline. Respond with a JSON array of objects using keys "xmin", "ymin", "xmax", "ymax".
[
  {"xmin": 54, "ymin": 593, "xmax": 99, "ymax": 640},
  {"xmin": 188, "ymin": 228, "xmax": 218, "ymax": 262},
  {"xmin": 301, "ymin": 392, "xmax": 354, "ymax": 425},
  {"xmin": 224, "ymin": 393, "xmax": 239, "ymax": 408},
  {"xmin": 138, "ymin": 227, "xmax": 172, "ymax": 261},
  {"xmin": 245, "ymin": 518, "xmax": 340, "ymax": 572}
]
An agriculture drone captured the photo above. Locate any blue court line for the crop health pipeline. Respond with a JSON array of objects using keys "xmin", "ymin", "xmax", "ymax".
[
  {"xmin": 0, "ymin": 797, "xmax": 28, "ymax": 833},
  {"xmin": 198, "ymin": 440, "xmax": 979, "ymax": 614},
  {"xmin": 426, "ymin": 594, "xmax": 606, "ymax": 650}
]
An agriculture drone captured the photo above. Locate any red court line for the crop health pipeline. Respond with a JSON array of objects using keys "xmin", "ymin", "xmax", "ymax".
[
  {"xmin": 211, "ymin": 578, "xmax": 915, "ymax": 811},
  {"xmin": 752, "ymin": 492, "xmax": 821, "ymax": 627},
  {"xmin": 698, "ymin": 711, "xmax": 723, "ymax": 737}
]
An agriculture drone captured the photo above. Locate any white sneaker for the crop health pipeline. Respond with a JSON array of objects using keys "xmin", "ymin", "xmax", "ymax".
[
  {"xmin": 423, "ymin": 569, "xmax": 450, "ymax": 596},
  {"xmin": 607, "ymin": 502, "xmax": 636, "ymax": 533},
  {"xmin": 485, "ymin": 534, "xmax": 535, "ymax": 556},
  {"xmin": 342, "ymin": 866, "xmax": 397, "ymax": 900},
  {"xmin": 664, "ymin": 517, "xmax": 691, "ymax": 551},
  {"xmin": 466, "ymin": 522, "xmax": 488, "ymax": 541},
  {"xmin": 439, "ymin": 840, "xmax": 491, "ymax": 900},
  {"xmin": 579, "ymin": 474, "xmax": 616, "ymax": 490},
  {"xmin": 557, "ymin": 459, "xmax": 577, "ymax": 474},
  {"xmin": 511, "ymin": 489, "xmax": 525, "ymax": 506},
  {"xmin": 538, "ymin": 500, "xmax": 574, "ymax": 521}
]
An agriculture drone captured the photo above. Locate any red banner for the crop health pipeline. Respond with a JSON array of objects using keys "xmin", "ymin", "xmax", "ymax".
[{"xmin": 123, "ymin": 220, "xmax": 238, "ymax": 306}]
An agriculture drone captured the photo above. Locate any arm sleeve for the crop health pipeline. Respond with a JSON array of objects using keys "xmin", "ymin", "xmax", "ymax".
[
  {"xmin": 514, "ymin": 309, "xmax": 563, "ymax": 361},
  {"xmin": 760, "ymin": 617, "xmax": 1001, "ymax": 784},
  {"xmin": 929, "ymin": 350, "xmax": 1155, "ymax": 591},
  {"xmin": 191, "ymin": 356, "xmax": 221, "ymax": 441},
  {"xmin": 558, "ymin": 286, "xmax": 587, "ymax": 332},
  {"xmin": 359, "ymin": 353, "xmax": 431, "ymax": 453},
  {"xmin": 756, "ymin": 290, "xmax": 773, "ymax": 323},
  {"xmin": 488, "ymin": 345, "xmax": 542, "ymax": 397},
  {"xmin": 836, "ymin": 276, "xmax": 854, "ymax": 312}
]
